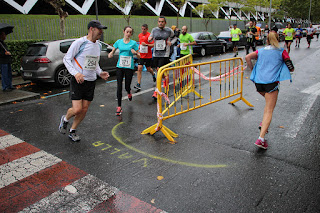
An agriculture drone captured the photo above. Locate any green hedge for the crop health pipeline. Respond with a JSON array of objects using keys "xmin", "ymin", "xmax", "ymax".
[{"xmin": 6, "ymin": 39, "xmax": 44, "ymax": 74}]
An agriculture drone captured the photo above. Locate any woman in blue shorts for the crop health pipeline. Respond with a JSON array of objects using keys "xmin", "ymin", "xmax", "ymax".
[
  {"xmin": 245, "ymin": 32, "xmax": 294, "ymax": 149},
  {"xmin": 108, "ymin": 26, "xmax": 140, "ymax": 116}
]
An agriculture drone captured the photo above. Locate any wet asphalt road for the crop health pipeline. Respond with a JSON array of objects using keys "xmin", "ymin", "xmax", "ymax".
[{"xmin": 1, "ymin": 39, "xmax": 320, "ymax": 212}]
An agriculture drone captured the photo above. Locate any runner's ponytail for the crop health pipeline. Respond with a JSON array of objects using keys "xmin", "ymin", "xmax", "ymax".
[{"xmin": 267, "ymin": 32, "xmax": 280, "ymax": 48}]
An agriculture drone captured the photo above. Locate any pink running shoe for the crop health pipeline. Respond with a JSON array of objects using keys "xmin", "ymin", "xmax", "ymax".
[
  {"xmin": 116, "ymin": 107, "xmax": 122, "ymax": 116},
  {"xmin": 259, "ymin": 122, "xmax": 268, "ymax": 134},
  {"xmin": 128, "ymin": 93, "xmax": 132, "ymax": 101},
  {"xmin": 152, "ymin": 91, "xmax": 157, "ymax": 100},
  {"xmin": 255, "ymin": 139, "xmax": 268, "ymax": 149}
]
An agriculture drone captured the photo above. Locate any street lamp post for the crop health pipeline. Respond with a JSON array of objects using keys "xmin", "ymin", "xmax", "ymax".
[
  {"xmin": 95, "ymin": 0, "xmax": 99, "ymax": 21},
  {"xmin": 95, "ymin": 0, "xmax": 104, "ymax": 41},
  {"xmin": 308, "ymin": 0, "xmax": 312, "ymax": 24},
  {"xmin": 268, "ymin": 0, "xmax": 272, "ymax": 28}
]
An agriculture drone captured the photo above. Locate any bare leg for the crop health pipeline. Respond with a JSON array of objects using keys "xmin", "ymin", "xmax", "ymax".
[
  {"xmin": 287, "ymin": 42, "xmax": 291, "ymax": 54},
  {"xmin": 146, "ymin": 66, "xmax": 154, "ymax": 76},
  {"xmin": 260, "ymin": 90, "xmax": 278, "ymax": 138},
  {"xmin": 66, "ymin": 100, "xmax": 91, "ymax": 130},
  {"xmin": 137, "ymin": 65, "xmax": 143, "ymax": 85}
]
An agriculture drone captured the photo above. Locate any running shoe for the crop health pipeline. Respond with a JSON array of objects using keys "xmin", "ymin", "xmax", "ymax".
[
  {"xmin": 153, "ymin": 73, "xmax": 157, "ymax": 82},
  {"xmin": 255, "ymin": 139, "xmax": 268, "ymax": 149},
  {"xmin": 259, "ymin": 122, "xmax": 268, "ymax": 134},
  {"xmin": 59, "ymin": 115, "xmax": 68, "ymax": 134},
  {"xmin": 134, "ymin": 83, "xmax": 141, "ymax": 91},
  {"xmin": 69, "ymin": 130, "xmax": 80, "ymax": 142},
  {"xmin": 128, "ymin": 93, "xmax": 132, "ymax": 101},
  {"xmin": 116, "ymin": 107, "xmax": 122, "ymax": 116},
  {"xmin": 152, "ymin": 91, "xmax": 157, "ymax": 100}
]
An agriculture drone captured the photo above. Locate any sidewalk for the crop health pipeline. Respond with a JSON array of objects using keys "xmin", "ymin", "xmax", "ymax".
[{"xmin": 0, "ymin": 76, "xmax": 40, "ymax": 106}]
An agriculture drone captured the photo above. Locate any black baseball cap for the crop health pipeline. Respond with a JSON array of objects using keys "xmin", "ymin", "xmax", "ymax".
[
  {"xmin": 233, "ymin": 24, "xmax": 237, "ymax": 26},
  {"xmin": 88, "ymin": 20, "xmax": 107, "ymax": 30}
]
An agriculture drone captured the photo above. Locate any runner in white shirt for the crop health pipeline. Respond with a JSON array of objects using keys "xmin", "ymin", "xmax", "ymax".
[
  {"xmin": 59, "ymin": 20, "xmax": 110, "ymax": 142},
  {"xmin": 306, "ymin": 23, "xmax": 316, "ymax": 48}
]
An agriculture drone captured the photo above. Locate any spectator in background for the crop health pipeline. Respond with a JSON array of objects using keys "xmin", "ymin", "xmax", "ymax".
[
  {"xmin": 0, "ymin": 30, "xmax": 15, "ymax": 92},
  {"xmin": 170, "ymin": 25, "xmax": 180, "ymax": 61}
]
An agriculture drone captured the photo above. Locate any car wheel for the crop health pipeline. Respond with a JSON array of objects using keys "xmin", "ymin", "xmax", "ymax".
[
  {"xmin": 221, "ymin": 45, "xmax": 226, "ymax": 53},
  {"xmin": 200, "ymin": 47, "xmax": 206, "ymax": 57},
  {"xmin": 55, "ymin": 66, "xmax": 72, "ymax": 87}
]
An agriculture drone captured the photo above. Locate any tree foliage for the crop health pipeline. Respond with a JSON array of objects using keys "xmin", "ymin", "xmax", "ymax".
[
  {"xmin": 280, "ymin": 0, "xmax": 320, "ymax": 22},
  {"xmin": 110, "ymin": 0, "xmax": 146, "ymax": 25},
  {"xmin": 171, "ymin": 0, "xmax": 187, "ymax": 27},
  {"xmin": 194, "ymin": 0, "xmax": 221, "ymax": 30}
]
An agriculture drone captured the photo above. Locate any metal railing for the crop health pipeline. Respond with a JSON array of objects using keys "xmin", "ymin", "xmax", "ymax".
[{"xmin": 142, "ymin": 55, "xmax": 253, "ymax": 143}]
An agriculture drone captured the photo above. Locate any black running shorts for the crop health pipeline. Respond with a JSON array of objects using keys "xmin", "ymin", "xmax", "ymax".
[
  {"xmin": 69, "ymin": 77, "xmax": 96, "ymax": 101},
  {"xmin": 307, "ymin": 35, "xmax": 313, "ymax": 41},
  {"xmin": 255, "ymin": 82, "xmax": 279, "ymax": 93},
  {"xmin": 153, "ymin": 57, "xmax": 170, "ymax": 68},
  {"xmin": 138, "ymin": 58, "xmax": 153, "ymax": 67},
  {"xmin": 285, "ymin": 40, "xmax": 293, "ymax": 44},
  {"xmin": 232, "ymin": 41, "xmax": 239, "ymax": 47}
]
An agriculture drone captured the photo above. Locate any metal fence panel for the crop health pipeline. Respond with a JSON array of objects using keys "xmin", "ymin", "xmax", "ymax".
[{"xmin": 1, "ymin": 16, "xmax": 265, "ymax": 43}]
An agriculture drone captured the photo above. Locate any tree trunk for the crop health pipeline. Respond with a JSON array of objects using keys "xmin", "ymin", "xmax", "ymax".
[
  {"xmin": 58, "ymin": 10, "xmax": 68, "ymax": 39},
  {"xmin": 176, "ymin": 11, "xmax": 179, "ymax": 27},
  {"xmin": 205, "ymin": 19, "xmax": 210, "ymax": 31},
  {"xmin": 59, "ymin": 17, "xmax": 65, "ymax": 39}
]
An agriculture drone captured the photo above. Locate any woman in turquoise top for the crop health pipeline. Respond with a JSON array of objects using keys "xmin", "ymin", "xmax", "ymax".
[
  {"xmin": 108, "ymin": 26, "xmax": 140, "ymax": 116},
  {"xmin": 245, "ymin": 32, "xmax": 294, "ymax": 149}
]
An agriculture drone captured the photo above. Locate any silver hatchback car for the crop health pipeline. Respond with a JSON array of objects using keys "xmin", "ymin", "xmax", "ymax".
[{"xmin": 21, "ymin": 39, "xmax": 119, "ymax": 87}]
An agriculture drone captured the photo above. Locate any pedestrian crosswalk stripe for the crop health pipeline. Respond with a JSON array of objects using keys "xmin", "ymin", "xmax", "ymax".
[
  {"xmin": 0, "ymin": 134, "xmax": 24, "ymax": 149},
  {"xmin": 21, "ymin": 174, "xmax": 118, "ymax": 213},
  {"xmin": 0, "ymin": 142, "xmax": 40, "ymax": 166},
  {"xmin": 0, "ymin": 161, "xmax": 87, "ymax": 212},
  {"xmin": 0, "ymin": 131, "xmax": 166, "ymax": 212},
  {"xmin": 0, "ymin": 150, "xmax": 62, "ymax": 189}
]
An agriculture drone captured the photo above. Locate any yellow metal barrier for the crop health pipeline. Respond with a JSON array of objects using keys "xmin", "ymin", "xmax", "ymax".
[{"xmin": 142, "ymin": 55, "xmax": 253, "ymax": 143}]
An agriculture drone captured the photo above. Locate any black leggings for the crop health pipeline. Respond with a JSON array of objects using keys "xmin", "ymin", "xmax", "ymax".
[
  {"xmin": 117, "ymin": 68, "xmax": 134, "ymax": 106},
  {"xmin": 246, "ymin": 42, "xmax": 256, "ymax": 55}
]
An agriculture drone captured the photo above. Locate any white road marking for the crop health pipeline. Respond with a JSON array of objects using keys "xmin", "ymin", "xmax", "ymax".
[
  {"xmin": 122, "ymin": 86, "xmax": 156, "ymax": 100},
  {"xmin": 0, "ymin": 134, "xmax": 24, "ymax": 149},
  {"xmin": 20, "ymin": 174, "xmax": 118, "ymax": 213},
  {"xmin": 285, "ymin": 82, "xmax": 320, "ymax": 138},
  {"xmin": 0, "ymin": 150, "xmax": 62, "ymax": 188}
]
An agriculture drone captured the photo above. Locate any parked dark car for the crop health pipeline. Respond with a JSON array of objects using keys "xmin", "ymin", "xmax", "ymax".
[
  {"xmin": 217, "ymin": 31, "xmax": 247, "ymax": 50},
  {"xmin": 21, "ymin": 39, "xmax": 119, "ymax": 87},
  {"xmin": 189, "ymin": 31, "xmax": 227, "ymax": 56}
]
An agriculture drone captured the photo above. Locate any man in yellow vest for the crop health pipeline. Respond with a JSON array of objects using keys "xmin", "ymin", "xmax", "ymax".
[{"xmin": 230, "ymin": 24, "xmax": 242, "ymax": 57}]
